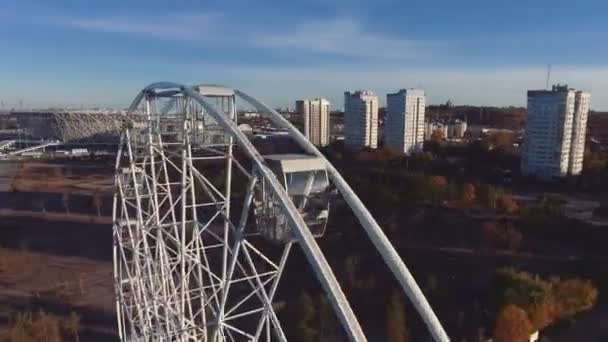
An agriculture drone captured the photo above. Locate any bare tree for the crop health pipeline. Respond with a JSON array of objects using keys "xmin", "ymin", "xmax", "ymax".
[
  {"xmin": 62, "ymin": 193, "xmax": 70, "ymax": 216},
  {"xmin": 92, "ymin": 192, "xmax": 103, "ymax": 217},
  {"xmin": 62, "ymin": 311, "xmax": 80, "ymax": 342}
]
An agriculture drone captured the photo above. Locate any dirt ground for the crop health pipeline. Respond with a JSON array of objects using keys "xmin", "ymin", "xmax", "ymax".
[
  {"xmin": 0, "ymin": 160, "xmax": 118, "ymax": 340},
  {"xmin": 9, "ymin": 162, "xmax": 113, "ymax": 195},
  {"xmin": 0, "ymin": 246, "xmax": 117, "ymax": 340}
]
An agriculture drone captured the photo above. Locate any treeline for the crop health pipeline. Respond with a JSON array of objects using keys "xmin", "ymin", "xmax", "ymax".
[
  {"xmin": 426, "ymin": 104, "xmax": 526, "ymax": 130},
  {"xmin": 323, "ymin": 144, "xmax": 520, "ymax": 222}
]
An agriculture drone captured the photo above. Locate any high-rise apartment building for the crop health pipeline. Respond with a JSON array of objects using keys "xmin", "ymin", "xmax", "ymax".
[
  {"xmin": 296, "ymin": 98, "xmax": 330, "ymax": 146},
  {"xmin": 385, "ymin": 89, "xmax": 426, "ymax": 154},
  {"xmin": 569, "ymin": 91, "xmax": 591, "ymax": 174},
  {"xmin": 344, "ymin": 90, "xmax": 378, "ymax": 149},
  {"xmin": 522, "ymin": 84, "xmax": 590, "ymax": 179}
]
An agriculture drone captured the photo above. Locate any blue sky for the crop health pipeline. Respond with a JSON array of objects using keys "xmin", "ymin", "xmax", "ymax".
[{"xmin": 1, "ymin": 0, "xmax": 607, "ymax": 109}]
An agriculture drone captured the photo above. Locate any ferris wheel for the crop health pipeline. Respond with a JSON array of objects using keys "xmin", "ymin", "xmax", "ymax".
[{"xmin": 112, "ymin": 82, "xmax": 449, "ymax": 342}]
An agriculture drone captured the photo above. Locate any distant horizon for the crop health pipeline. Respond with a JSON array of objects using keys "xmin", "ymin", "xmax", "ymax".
[
  {"xmin": 3, "ymin": 86, "xmax": 604, "ymax": 113},
  {"xmin": 0, "ymin": 98, "xmax": 534, "ymax": 112},
  {"xmin": 1, "ymin": 1, "xmax": 607, "ymax": 110}
]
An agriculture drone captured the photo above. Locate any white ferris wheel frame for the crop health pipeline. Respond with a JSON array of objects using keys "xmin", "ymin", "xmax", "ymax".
[{"xmin": 112, "ymin": 82, "xmax": 449, "ymax": 342}]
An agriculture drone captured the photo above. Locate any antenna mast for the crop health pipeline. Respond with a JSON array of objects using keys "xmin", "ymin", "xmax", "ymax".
[{"xmin": 545, "ymin": 64, "xmax": 551, "ymax": 89}]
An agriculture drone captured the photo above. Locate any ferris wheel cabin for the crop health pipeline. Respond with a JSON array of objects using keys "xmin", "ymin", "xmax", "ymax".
[{"xmin": 253, "ymin": 154, "xmax": 330, "ymax": 244}]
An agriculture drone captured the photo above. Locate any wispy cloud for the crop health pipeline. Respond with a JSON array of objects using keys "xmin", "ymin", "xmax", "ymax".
[
  {"xmin": 52, "ymin": 12, "xmax": 437, "ymax": 60},
  {"xmin": 54, "ymin": 12, "xmax": 221, "ymax": 41},
  {"xmin": 254, "ymin": 17, "xmax": 434, "ymax": 59}
]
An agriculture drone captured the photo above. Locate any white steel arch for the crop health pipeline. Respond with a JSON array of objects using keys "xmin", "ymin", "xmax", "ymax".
[{"xmin": 112, "ymin": 82, "xmax": 449, "ymax": 342}]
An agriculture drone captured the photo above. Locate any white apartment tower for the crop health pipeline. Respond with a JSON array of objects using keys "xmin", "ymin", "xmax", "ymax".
[
  {"xmin": 344, "ymin": 90, "xmax": 379, "ymax": 149},
  {"xmin": 522, "ymin": 84, "xmax": 591, "ymax": 179},
  {"xmin": 296, "ymin": 98, "xmax": 331, "ymax": 146},
  {"xmin": 569, "ymin": 91, "xmax": 591, "ymax": 174},
  {"xmin": 385, "ymin": 89, "xmax": 426, "ymax": 154}
]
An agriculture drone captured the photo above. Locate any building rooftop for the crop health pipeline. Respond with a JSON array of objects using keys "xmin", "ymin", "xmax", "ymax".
[
  {"xmin": 263, "ymin": 154, "xmax": 326, "ymax": 173},
  {"xmin": 388, "ymin": 88, "xmax": 426, "ymax": 96},
  {"xmin": 528, "ymin": 84, "xmax": 576, "ymax": 97},
  {"xmin": 345, "ymin": 90, "xmax": 375, "ymax": 97}
]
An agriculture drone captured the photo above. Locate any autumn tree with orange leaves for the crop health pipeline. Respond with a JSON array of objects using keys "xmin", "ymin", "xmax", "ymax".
[
  {"xmin": 493, "ymin": 305, "xmax": 532, "ymax": 342},
  {"xmin": 498, "ymin": 194, "xmax": 519, "ymax": 215}
]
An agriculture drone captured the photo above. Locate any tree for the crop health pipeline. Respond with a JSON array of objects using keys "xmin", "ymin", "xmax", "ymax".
[
  {"xmin": 93, "ymin": 192, "xmax": 103, "ymax": 217},
  {"xmin": 497, "ymin": 194, "xmax": 519, "ymax": 215},
  {"xmin": 539, "ymin": 193, "xmax": 566, "ymax": 216},
  {"xmin": 482, "ymin": 223, "xmax": 522, "ymax": 251},
  {"xmin": 481, "ymin": 221, "xmax": 503, "ymax": 248},
  {"xmin": 430, "ymin": 176, "xmax": 447, "ymax": 188},
  {"xmin": 294, "ymin": 293, "xmax": 317, "ymax": 342},
  {"xmin": 478, "ymin": 184, "xmax": 503, "ymax": 209},
  {"xmin": 409, "ymin": 174, "xmax": 431, "ymax": 201},
  {"xmin": 482, "ymin": 131, "xmax": 516, "ymax": 151},
  {"xmin": 34, "ymin": 310, "xmax": 61, "ymax": 342},
  {"xmin": 481, "ymin": 221, "xmax": 501, "ymax": 249},
  {"xmin": 62, "ymin": 192, "xmax": 70, "ymax": 215},
  {"xmin": 34, "ymin": 197, "xmax": 46, "ymax": 216},
  {"xmin": 386, "ymin": 291, "xmax": 409, "ymax": 342},
  {"xmin": 527, "ymin": 299, "xmax": 560, "ymax": 330},
  {"xmin": 430, "ymin": 129, "xmax": 445, "ymax": 144},
  {"xmin": 503, "ymin": 226, "xmax": 523, "ymax": 251},
  {"xmin": 9, "ymin": 310, "xmax": 62, "ymax": 342},
  {"xmin": 62, "ymin": 311, "xmax": 80, "ymax": 342},
  {"xmin": 460, "ymin": 183, "xmax": 476, "ymax": 208},
  {"xmin": 343, "ymin": 254, "xmax": 359, "ymax": 289},
  {"xmin": 462, "ymin": 183, "xmax": 476, "ymax": 201},
  {"xmin": 583, "ymin": 151, "xmax": 607, "ymax": 174},
  {"xmin": 354, "ymin": 150, "xmax": 376, "ymax": 163},
  {"xmin": 494, "ymin": 268, "xmax": 552, "ymax": 311},
  {"xmin": 317, "ymin": 294, "xmax": 338, "ymax": 340},
  {"xmin": 554, "ymin": 278, "xmax": 598, "ymax": 318},
  {"xmin": 493, "ymin": 268, "xmax": 599, "ymax": 331},
  {"xmin": 493, "ymin": 131, "xmax": 516, "ymax": 149},
  {"xmin": 408, "ymin": 151, "xmax": 434, "ymax": 171},
  {"xmin": 379, "ymin": 146, "xmax": 403, "ymax": 162},
  {"xmin": 8, "ymin": 312, "xmax": 35, "ymax": 342},
  {"xmin": 493, "ymin": 305, "xmax": 532, "ymax": 342},
  {"xmin": 429, "ymin": 176, "xmax": 448, "ymax": 204},
  {"xmin": 425, "ymin": 274, "xmax": 439, "ymax": 295}
]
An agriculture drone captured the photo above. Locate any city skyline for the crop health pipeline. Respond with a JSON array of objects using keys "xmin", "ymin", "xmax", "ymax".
[{"xmin": 1, "ymin": 1, "xmax": 607, "ymax": 109}]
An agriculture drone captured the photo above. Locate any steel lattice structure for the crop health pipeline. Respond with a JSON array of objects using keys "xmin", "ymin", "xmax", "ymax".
[
  {"xmin": 112, "ymin": 83, "xmax": 450, "ymax": 342},
  {"xmin": 53, "ymin": 111, "xmax": 131, "ymax": 142},
  {"xmin": 14, "ymin": 111, "xmax": 135, "ymax": 142}
]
